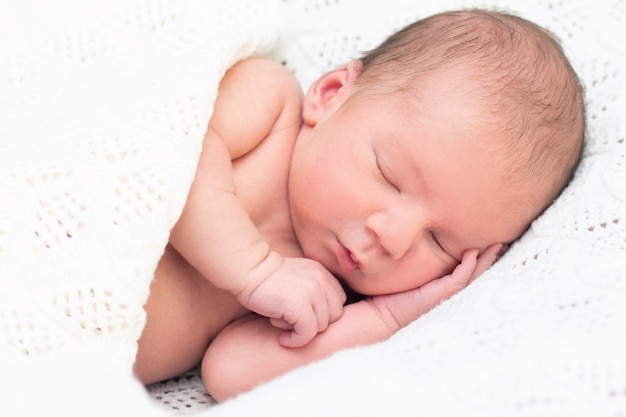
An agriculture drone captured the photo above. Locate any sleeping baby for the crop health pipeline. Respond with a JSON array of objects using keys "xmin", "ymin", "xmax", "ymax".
[{"xmin": 134, "ymin": 9, "xmax": 584, "ymax": 401}]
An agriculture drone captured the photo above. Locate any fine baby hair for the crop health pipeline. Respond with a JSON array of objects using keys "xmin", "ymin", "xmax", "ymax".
[{"xmin": 355, "ymin": 9, "xmax": 585, "ymax": 220}]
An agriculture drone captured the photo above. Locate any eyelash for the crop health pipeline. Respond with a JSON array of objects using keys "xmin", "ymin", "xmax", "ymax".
[
  {"xmin": 430, "ymin": 232, "xmax": 448, "ymax": 255},
  {"xmin": 430, "ymin": 232, "xmax": 460, "ymax": 263},
  {"xmin": 375, "ymin": 156, "xmax": 399, "ymax": 192},
  {"xmin": 430, "ymin": 232, "xmax": 442, "ymax": 248}
]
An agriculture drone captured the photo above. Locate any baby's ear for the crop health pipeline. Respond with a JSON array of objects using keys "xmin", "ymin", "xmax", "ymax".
[{"xmin": 302, "ymin": 60, "xmax": 363, "ymax": 126}]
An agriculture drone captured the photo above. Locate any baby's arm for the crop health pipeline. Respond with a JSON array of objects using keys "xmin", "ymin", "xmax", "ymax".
[
  {"xmin": 170, "ymin": 59, "xmax": 345, "ymax": 347},
  {"xmin": 203, "ymin": 244, "xmax": 503, "ymax": 401}
]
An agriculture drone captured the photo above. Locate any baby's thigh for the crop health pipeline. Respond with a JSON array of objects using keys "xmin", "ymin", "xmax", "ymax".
[{"xmin": 134, "ymin": 244, "xmax": 247, "ymax": 384}]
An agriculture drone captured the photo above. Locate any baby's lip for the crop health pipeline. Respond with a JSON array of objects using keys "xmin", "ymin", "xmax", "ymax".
[{"xmin": 336, "ymin": 239, "xmax": 360, "ymax": 272}]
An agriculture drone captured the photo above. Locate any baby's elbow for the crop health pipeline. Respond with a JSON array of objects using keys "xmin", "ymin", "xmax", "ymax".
[
  {"xmin": 202, "ymin": 334, "xmax": 249, "ymax": 402},
  {"xmin": 201, "ymin": 346, "xmax": 234, "ymax": 402},
  {"xmin": 201, "ymin": 316, "xmax": 269, "ymax": 402}
]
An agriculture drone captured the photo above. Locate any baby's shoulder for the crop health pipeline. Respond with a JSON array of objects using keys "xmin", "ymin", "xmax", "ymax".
[
  {"xmin": 228, "ymin": 58, "xmax": 302, "ymax": 100},
  {"xmin": 232, "ymin": 58, "xmax": 294, "ymax": 79}
]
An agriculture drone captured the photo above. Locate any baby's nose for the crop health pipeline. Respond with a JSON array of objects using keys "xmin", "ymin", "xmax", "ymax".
[{"xmin": 366, "ymin": 208, "xmax": 422, "ymax": 261}]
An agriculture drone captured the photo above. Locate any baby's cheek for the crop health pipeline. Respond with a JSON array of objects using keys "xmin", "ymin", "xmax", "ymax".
[
  {"xmin": 419, "ymin": 257, "xmax": 462, "ymax": 286},
  {"xmin": 443, "ymin": 259, "xmax": 461, "ymax": 276}
]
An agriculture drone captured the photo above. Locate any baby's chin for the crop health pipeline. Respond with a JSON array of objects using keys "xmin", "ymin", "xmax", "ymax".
[{"xmin": 333, "ymin": 273, "xmax": 392, "ymax": 300}]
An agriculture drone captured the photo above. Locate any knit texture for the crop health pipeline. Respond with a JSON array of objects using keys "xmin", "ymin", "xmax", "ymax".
[
  {"xmin": 0, "ymin": 0, "xmax": 280, "ymax": 414},
  {"xmin": 1, "ymin": 0, "xmax": 625, "ymax": 416}
]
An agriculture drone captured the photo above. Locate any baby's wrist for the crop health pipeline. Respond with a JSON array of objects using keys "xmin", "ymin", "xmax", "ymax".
[
  {"xmin": 364, "ymin": 297, "xmax": 402, "ymax": 335},
  {"xmin": 235, "ymin": 249, "xmax": 283, "ymax": 299}
]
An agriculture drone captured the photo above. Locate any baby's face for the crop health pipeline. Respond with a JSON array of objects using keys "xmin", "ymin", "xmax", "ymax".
[{"xmin": 289, "ymin": 76, "xmax": 532, "ymax": 295}]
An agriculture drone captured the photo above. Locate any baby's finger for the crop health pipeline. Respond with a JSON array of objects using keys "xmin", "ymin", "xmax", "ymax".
[
  {"xmin": 278, "ymin": 309, "xmax": 316, "ymax": 348},
  {"xmin": 327, "ymin": 289, "xmax": 345, "ymax": 323},
  {"xmin": 321, "ymin": 280, "xmax": 345, "ymax": 325},
  {"xmin": 421, "ymin": 249, "xmax": 478, "ymax": 300},
  {"xmin": 319, "ymin": 271, "xmax": 346, "ymax": 324},
  {"xmin": 269, "ymin": 317, "xmax": 293, "ymax": 331},
  {"xmin": 450, "ymin": 249, "xmax": 479, "ymax": 285},
  {"xmin": 312, "ymin": 293, "xmax": 330, "ymax": 333},
  {"xmin": 471, "ymin": 243, "xmax": 503, "ymax": 281},
  {"xmin": 329, "ymin": 275, "xmax": 348, "ymax": 305}
]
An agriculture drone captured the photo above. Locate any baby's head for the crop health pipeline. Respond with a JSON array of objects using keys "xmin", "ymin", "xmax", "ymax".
[
  {"xmin": 355, "ymin": 9, "xmax": 585, "ymax": 226},
  {"xmin": 290, "ymin": 9, "xmax": 585, "ymax": 295}
]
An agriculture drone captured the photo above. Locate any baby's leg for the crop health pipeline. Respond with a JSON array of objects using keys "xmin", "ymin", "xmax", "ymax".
[{"xmin": 134, "ymin": 245, "xmax": 248, "ymax": 384}]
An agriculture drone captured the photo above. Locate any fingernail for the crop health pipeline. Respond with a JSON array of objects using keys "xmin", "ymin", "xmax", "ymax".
[{"xmin": 495, "ymin": 244, "xmax": 509, "ymax": 262}]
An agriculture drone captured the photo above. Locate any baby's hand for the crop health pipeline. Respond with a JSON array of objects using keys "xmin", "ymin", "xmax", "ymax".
[
  {"xmin": 236, "ymin": 255, "xmax": 346, "ymax": 348},
  {"xmin": 367, "ymin": 243, "xmax": 503, "ymax": 333}
]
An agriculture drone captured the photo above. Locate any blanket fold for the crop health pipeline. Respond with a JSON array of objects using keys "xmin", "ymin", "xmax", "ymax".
[{"xmin": 0, "ymin": 1, "xmax": 281, "ymax": 413}]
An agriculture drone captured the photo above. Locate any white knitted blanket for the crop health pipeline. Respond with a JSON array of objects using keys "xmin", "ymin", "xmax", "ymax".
[{"xmin": 1, "ymin": 0, "xmax": 625, "ymax": 416}]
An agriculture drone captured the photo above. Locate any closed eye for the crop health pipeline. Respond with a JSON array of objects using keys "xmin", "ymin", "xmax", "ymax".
[
  {"xmin": 430, "ymin": 231, "xmax": 444, "ymax": 250},
  {"xmin": 430, "ymin": 232, "xmax": 459, "ymax": 262},
  {"xmin": 375, "ymin": 153, "xmax": 400, "ymax": 192}
]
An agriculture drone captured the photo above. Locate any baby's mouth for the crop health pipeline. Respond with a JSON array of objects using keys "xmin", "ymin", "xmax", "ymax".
[{"xmin": 336, "ymin": 239, "xmax": 360, "ymax": 272}]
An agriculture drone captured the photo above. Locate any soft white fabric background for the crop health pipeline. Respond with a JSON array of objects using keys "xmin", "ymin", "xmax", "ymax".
[{"xmin": 1, "ymin": 0, "xmax": 625, "ymax": 416}]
